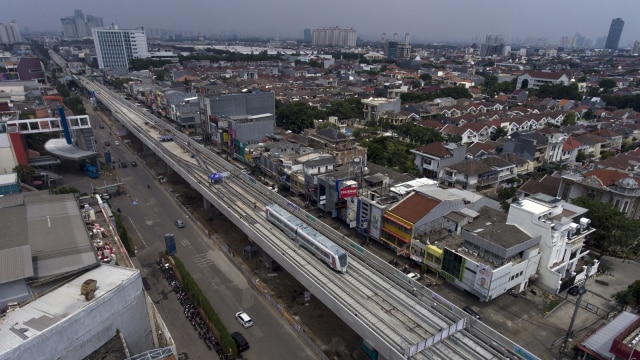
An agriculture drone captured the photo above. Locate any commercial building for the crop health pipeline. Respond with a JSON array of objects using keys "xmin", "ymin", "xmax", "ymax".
[
  {"xmin": 60, "ymin": 9, "xmax": 103, "ymax": 40},
  {"xmin": 0, "ymin": 192, "xmax": 175, "ymax": 359},
  {"xmin": 303, "ymin": 28, "xmax": 312, "ymax": 43},
  {"xmin": 312, "ymin": 26, "xmax": 357, "ymax": 47},
  {"xmin": 199, "ymin": 92, "xmax": 275, "ymax": 160},
  {"xmin": 0, "ymin": 21, "xmax": 22, "ymax": 45},
  {"xmin": 479, "ymin": 35, "xmax": 505, "ymax": 57},
  {"xmin": 0, "ymin": 265, "xmax": 168, "ymax": 360},
  {"xmin": 604, "ymin": 18, "xmax": 624, "ymax": 50},
  {"xmin": 92, "ymin": 24, "xmax": 150, "ymax": 70}
]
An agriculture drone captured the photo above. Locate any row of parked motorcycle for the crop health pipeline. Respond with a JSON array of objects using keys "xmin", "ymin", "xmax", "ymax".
[{"xmin": 160, "ymin": 259, "xmax": 232, "ymax": 359}]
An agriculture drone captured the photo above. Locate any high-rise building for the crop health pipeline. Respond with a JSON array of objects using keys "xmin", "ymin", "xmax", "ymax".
[
  {"xmin": 312, "ymin": 26, "xmax": 356, "ymax": 47},
  {"xmin": 92, "ymin": 24, "xmax": 150, "ymax": 69},
  {"xmin": 60, "ymin": 9, "xmax": 103, "ymax": 39},
  {"xmin": 0, "ymin": 21, "xmax": 22, "ymax": 45},
  {"xmin": 479, "ymin": 35, "xmax": 504, "ymax": 57},
  {"xmin": 303, "ymin": 29, "xmax": 311, "ymax": 43},
  {"xmin": 605, "ymin": 18, "xmax": 624, "ymax": 50},
  {"xmin": 633, "ymin": 41, "xmax": 640, "ymax": 55}
]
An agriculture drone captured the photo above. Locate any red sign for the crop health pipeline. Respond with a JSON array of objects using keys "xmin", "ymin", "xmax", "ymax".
[{"xmin": 340, "ymin": 187, "xmax": 358, "ymax": 199}]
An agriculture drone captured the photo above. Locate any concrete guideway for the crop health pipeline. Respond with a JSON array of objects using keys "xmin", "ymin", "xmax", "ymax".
[{"xmin": 81, "ymin": 77, "xmax": 539, "ymax": 360}]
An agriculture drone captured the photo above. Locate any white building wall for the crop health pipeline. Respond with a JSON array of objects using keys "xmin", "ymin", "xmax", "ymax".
[
  {"xmin": 0, "ymin": 133, "xmax": 17, "ymax": 174},
  {"xmin": 0, "ymin": 269, "xmax": 154, "ymax": 360}
]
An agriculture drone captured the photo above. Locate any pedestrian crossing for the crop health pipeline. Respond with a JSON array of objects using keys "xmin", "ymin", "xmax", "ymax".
[
  {"xmin": 180, "ymin": 238, "xmax": 192, "ymax": 248},
  {"xmin": 193, "ymin": 252, "xmax": 214, "ymax": 266}
]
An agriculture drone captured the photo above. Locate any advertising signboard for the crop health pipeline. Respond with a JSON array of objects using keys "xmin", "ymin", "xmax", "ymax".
[
  {"xmin": 339, "ymin": 186, "xmax": 358, "ymax": 199},
  {"xmin": 164, "ymin": 234, "xmax": 176, "ymax": 256},
  {"xmin": 369, "ymin": 206, "xmax": 383, "ymax": 240},
  {"xmin": 474, "ymin": 264, "xmax": 493, "ymax": 296}
]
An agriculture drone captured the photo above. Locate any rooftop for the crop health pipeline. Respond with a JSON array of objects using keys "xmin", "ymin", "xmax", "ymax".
[{"xmin": 0, "ymin": 265, "xmax": 139, "ymax": 355}]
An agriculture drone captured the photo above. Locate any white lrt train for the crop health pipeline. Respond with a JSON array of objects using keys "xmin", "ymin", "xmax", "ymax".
[{"xmin": 265, "ymin": 204, "xmax": 348, "ymax": 273}]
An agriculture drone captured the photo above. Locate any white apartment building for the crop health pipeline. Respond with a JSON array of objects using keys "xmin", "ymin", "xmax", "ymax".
[
  {"xmin": 92, "ymin": 24, "xmax": 150, "ymax": 69},
  {"xmin": 312, "ymin": 27, "xmax": 357, "ymax": 47},
  {"xmin": 507, "ymin": 193, "xmax": 597, "ymax": 294}
]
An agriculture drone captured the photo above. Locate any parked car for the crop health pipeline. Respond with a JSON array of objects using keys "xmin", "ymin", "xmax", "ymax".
[
  {"xmin": 114, "ymin": 140, "xmax": 120, "ymax": 145},
  {"xmin": 104, "ymin": 140, "xmax": 110, "ymax": 146},
  {"xmin": 235, "ymin": 311, "xmax": 254, "ymax": 328},
  {"xmin": 120, "ymin": 161, "xmax": 128, "ymax": 168},
  {"xmin": 130, "ymin": 161, "xmax": 137, "ymax": 167},
  {"xmin": 101, "ymin": 193, "xmax": 110, "ymax": 200},
  {"xmin": 99, "ymin": 124, "xmax": 105, "ymax": 129},
  {"xmin": 568, "ymin": 286, "xmax": 581, "ymax": 296},
  {"xmin": 463, "ymin": 306, "xmax": 481, "ymax": 320},
  {"xmin": 175, "ymin": 220, "xmax": 185, "ymax": 228},
  {"xmin": 230, "ymin": 332, "xmax": 249, "ymax": 353}
]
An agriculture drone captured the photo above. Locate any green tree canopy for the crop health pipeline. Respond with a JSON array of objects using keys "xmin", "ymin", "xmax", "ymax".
[
  {"xmin": 571, "ymin": 196, "xmax": 640, "ymax": 259},
  {"xmin": 13, "ymin": 164, "xmax": 38, "ymax": 183},
  {"xmin": 275, "ymin": 100, "xmax": 326, "ymax": 133},
  {"xmin": 533, "ymin": 82, "xmax": 581, "ymax": 100},
  {"xmin": 562, "ymin": 112, "xmax": 577, "ymax": 126},
  {"xmin": 598, "ymin": 78, "xmax": 617, "ymax": 91},
  {"xmin": 612, "ymin": 280, "xmax": 640, "ymax": 311},
  {"xmin": 326, "ymin": 97, "xmax": 364, "ymax": 120}
]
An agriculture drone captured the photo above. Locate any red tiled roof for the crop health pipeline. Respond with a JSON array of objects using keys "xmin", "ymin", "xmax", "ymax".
[
  {"xmin": 388, "ymin": 192, "xmax": 441, "ymax": 223},
  {"xmin": 413, "ymin": 142, "xmax": 451, "ymax": 157},
  {"xmin": 583, "ymin": 169, "xmax": 633, "ymax": 187},
  {"xmin": 562, "ymin": 137, "xmax": 582, "ymax": 151},
  {"xmin": 523, "ymin": 71, "xmax": 566, "ymax": 80}
]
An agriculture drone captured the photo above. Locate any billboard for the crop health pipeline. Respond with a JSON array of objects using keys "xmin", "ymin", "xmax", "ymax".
[
  {"xmin": 164, "ymin": 234, "xmax": 176, "ymax": 256},
  {"xmin": 369, "ymin": 206, "xmax": 383, "ymax": 240},
  {"xmin": 474, "ymin": 264, "xmax": 493, "ymax": 296},
  {"xmin": 340, "ymin": 186, "xmax": 358, "ymax": 199}
]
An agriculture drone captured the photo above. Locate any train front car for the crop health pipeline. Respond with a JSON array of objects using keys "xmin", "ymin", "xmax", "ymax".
[{"xmin": 265, "ymin": 204, "xmax": 348, "ymax": 273}]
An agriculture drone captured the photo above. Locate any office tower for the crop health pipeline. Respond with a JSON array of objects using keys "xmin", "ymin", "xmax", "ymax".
[
  {"xmin": 312, "ymin": 26, "xmax": 356, "ymax": 47},
  {"xmin": 60, "ymin": 10, "xmax": 104, "ymax": 39},
  {"xmin": 633, "ymin": 41, "xmax": 640, "ymax": 55},
  {"xmin": 303, "ymin": 29, "xmax": 311, "ymax": 43},
  {"xmin": 93, "ymin": 24, "xmax": 150, "ymax": 69},
  {"xmin": 605, "ymin": 18, "xmax": 624, "ymax": 50},
  {"xmin": 0, "ymin": 21, "xmax": 22, "ymax": 45},
  {"xmin": 479, "ymin": 35, "xmax": 504, "ymax": 57}
]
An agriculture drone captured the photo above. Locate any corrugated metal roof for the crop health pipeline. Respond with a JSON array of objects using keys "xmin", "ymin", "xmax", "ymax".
[
  {"xmin": 24, "ymin": 193, "xmax": 98, "ymax": 281},
  {"xmin": 582, "ymin": 311, "xmax": 639, "ymax": 358},
  {"xmin": 0, "ymin": 246, "xmax": 33, "ymax": 284}
]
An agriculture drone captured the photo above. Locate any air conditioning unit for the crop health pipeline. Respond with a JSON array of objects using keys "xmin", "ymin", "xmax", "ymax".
[
  {"xmin": 579, "ymin": 217, "xmax": 590, "ymax": 230},
  {"xmin": 568, "ymin": 223, "xmax": 579, "ymax": 237}
]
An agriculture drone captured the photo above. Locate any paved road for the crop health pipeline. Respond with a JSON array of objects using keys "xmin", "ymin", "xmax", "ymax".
[{"xmin": 80, "ymin": 106, "xmax": 318, "ymax": 360}]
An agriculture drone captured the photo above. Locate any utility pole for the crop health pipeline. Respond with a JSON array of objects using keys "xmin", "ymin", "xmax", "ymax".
[{"xmin": 562, "ymin": 264, "xmax": 592, "ymax": 354}]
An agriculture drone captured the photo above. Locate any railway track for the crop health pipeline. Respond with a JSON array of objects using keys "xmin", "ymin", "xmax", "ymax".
[{"xmin": 80, "ymin": 76, "xmax": 534, "ymax": 360}]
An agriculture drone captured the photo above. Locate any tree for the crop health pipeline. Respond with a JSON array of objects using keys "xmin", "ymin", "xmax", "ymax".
[
  {"xmin": 491, "ymin": 126, "xmax": 508, "ymax": 141},
  {"xmin": 275, "ymin": 100, "xmax": 326, "ymax": 133},
  {"xmin": 582, "ymin": 108, "xmax": 595, "ymax": 120},
  {"xmin": 420, "ymin": 73, "xmax": 432, "ymax": 83},
  {"xmin": 612, "ymin": 280, "xmax": 640, "ymax": 311},
  {"xmin": 575, "ymin": 150, "xmax": 587, "ymax": 162},
  {"xmin": 13, "ymin": 164, "xmax": 38, "ymax": 183},
  {"xmin": 562, "ymin": 112, "xmax": 577, "ymax": 126},
  {"xmin": 599, "ymin": 78, "xmax": 617, "ymax": 93},
  {"xmin": 571, "ymin": 196, "xmax": 640, "ymax": 258}
]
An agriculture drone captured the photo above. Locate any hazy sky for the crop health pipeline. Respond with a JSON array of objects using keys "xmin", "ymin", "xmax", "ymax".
[{"xmin": 4, "ymin": 0, "xmax": 639, "ymax": 46}]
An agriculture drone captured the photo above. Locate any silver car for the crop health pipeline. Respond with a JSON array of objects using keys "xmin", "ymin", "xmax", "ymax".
[{"xmin": 235, "ymin": 311, "xmax": 254, "ymax": 328}]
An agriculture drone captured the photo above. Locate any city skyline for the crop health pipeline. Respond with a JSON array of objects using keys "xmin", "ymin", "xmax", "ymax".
[{"xmin": 4, "ymin": 0, "xmax": 639, "ymax": 47}]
